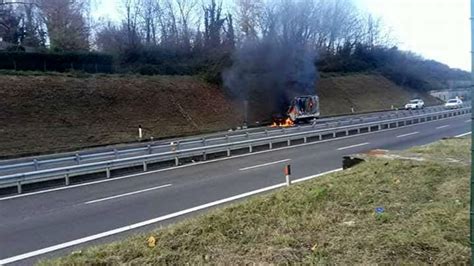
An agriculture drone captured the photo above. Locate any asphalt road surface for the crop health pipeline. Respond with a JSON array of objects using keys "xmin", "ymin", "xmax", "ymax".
[{"xmin": 0, "ymin": 113, "xmax": 471, "ymax": 265}]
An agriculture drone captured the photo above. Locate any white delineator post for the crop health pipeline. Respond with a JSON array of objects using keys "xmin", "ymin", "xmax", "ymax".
[
  {"xmin": 138, "ymin": 125, "xmax": 143, "ymax": 140},
  {"xmin": 285, "ymin": 165, "xmax": 292, "ymax": 186}
]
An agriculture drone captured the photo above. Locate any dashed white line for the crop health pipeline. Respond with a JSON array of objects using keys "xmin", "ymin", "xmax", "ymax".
[
  {"xmin": 0, "ymin": 168, "xmax": 343, "ymax": 265},
  {"xmin": 397, "ymin": 132, "xmax": 419, "ymax": 138},
  {"xmin": 85, "ymin": 184, "xmax": 172, "ymax": 205},
  {"xmin": 337, "ymin": 142, "xmax": 370, "ymax": 151},
  {"xmin": 436, "ymin": 125, "xmax": 449, "ymax": 129},
  {"xmin": 239, "ymin": 159, "xmax": 291, "ymax": 171},
  {"xmin": 455, "ymin": 132, "xmax": 472, "ymax": 138}
]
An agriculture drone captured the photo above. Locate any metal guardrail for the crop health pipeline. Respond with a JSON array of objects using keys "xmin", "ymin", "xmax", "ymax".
[
  {"xmin": 0, "ymin": 106, "xmax": 470, "ymax": 194},
  {"xmin": 0, "ymin": 105, "xmax": 450, "ymax": 173}
]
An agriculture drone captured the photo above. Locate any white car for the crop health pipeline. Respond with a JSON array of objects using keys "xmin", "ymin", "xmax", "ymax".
[
  {"xmin": 445, "ymin": 98, "xmax": 463, "ymax": 109},
  {"xmin": 405, "ymin": 99, "xmax": 424, "ymax": 110}
]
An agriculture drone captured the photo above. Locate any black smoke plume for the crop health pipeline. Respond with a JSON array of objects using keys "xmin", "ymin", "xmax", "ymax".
[{"xmin": 223, "ymin": 4, "xmax": 319, "ymax": 123}]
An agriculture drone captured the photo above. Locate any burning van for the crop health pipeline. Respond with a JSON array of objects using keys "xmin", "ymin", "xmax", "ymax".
[
  {"xmin": 287, "ymin": 95, "xmax": 320, "ymax": 123},
  {"xmin": 272, "ymin": 95, "xmax": 320, "ymax": 127}
]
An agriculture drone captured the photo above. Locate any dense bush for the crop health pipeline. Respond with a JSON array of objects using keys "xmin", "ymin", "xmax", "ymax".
[{"xmin": 0, "ymin": 51, "xmax": 114, "ymax": 73}]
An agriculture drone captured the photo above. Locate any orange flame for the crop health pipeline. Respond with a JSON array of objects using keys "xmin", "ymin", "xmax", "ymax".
[{"xmin": 270, "ymin": 118, "xmax": 294, "ymax": 128}]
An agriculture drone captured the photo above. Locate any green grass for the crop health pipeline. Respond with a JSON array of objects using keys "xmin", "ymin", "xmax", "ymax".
[{"xmin": 38, "ymin": 139, "xmax": 471, "ymax": 264}]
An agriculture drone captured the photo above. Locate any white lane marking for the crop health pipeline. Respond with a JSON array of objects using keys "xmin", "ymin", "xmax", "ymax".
[
  {"xmin": 465, "ymin": 119, "xmax": 471, "ymax": 123},
  {"xmin": 239, "ymin": 159, "xmax": 291, "ymax": 171},
  {"xmin": 1, "ymin": 113, "xmax": 469, "ymax": 202},
  {"xmin": 456, "ymin": 132, "xmax": 472, "ymax": 137},
  {"xmin": 436, "ymin": 125, "xmax": 449, "ymax": 129},
  {"xmin": 397, "ymin": 132, "xmax": 419, "ymax": 138},
  {"xmin": 337, "ymin": 142, "xmax": 369, "ymax": 151},
  {"xmin": 0, "ymin": 168, "xmax": 343, "ymax": 265},
  {"xmin": 84, "ymin": 184, "xmax": 172, "ymax": 205}
]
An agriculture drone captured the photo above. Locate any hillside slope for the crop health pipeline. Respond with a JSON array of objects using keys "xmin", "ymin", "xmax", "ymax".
[
  {"xmin": 0, "ymin": 73, "xmax": 440, "ymax": 157},
  {"xmin": 0, "ymin": 75, "xmax": 243, "ymax": 158},
  {"xmin": 318, "ymin": 73, "xmax": 441, "ymax": 116}
]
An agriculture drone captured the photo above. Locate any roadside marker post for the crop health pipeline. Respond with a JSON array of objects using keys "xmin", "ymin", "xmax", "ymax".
[
  {"xmin": 138, "ymin": 125, "xmax": 143, "ymax": 140},
  {"xmin": 285, "ymin": 165, "xmax": 292, "ymax": 186}
]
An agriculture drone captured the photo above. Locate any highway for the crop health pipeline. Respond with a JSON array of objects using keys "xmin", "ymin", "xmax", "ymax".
[{"xmin": 0, "ymin": 112, "xmax": 471, "ymax": 265}]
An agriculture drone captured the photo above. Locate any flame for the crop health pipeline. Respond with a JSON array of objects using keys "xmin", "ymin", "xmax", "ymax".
[{"xmin": 270, "ymin": 118, "xmax": 294, "ymax": 128}]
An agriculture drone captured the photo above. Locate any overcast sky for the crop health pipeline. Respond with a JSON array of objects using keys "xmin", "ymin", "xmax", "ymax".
[
  {"xmin": 357, "ymin": 0, "xmax": 470, "ymax": 71},
  {"xmin": 95, "ymin": 0, "xmax": 471, "ymax": 71}
]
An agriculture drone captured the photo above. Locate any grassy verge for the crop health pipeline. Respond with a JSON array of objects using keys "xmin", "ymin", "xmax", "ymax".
[{"xmin": 39, "ymin": 139, "xmax": 471, "ymax": 264}]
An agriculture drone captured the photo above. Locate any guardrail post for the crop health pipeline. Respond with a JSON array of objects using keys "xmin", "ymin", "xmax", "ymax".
[
  {"xmin": 269, "ymin": 142, "xmax": 273, "ymax": 149},
  {"xmin": 33, "ymin": 159, "xmax": 39, "ymax": 170},
  {"xmin": 333, "ymin": 131, "xmax": 336, "ymax": 138},
  {"xmin": 203, "ymin": 151, "xmax": 207, "ymax": 160},
  {"xmin": 17, "ymin": 181, "xmax": 22, "ymax": 194},
  {"xmin": 175, "ymin": 156, "xmax": 179, "ymax": 166},
  {"xmin": 147, "ymin": 145, "xmax": 152, "ymax": 154},
  {"xmin": 75, "ymin": 154, "xmax": 81, "ymax": 164},
  {"xmin": 106, "ymin": 166, "xmax": 111, "ymax": 178},
  {"xmin": 249, "ymin": 145, "xmax": 253, "ymax": 153},
  {"xmin": 114, "ymin": 149, "xmax": 118, "ymax": 158},
  {"xmin": 227, "ymin": 148, "xmax": 231, "ymax": 157},
  {"xmin": 65, "ymin": 172, "xmax": 70, "ymax": 186},
  {"xmin": 143, "ymin": 161, "xmax": 148, "ymax": 172},
  {"xmin": 303, "ymin": 136, "xmax": 307, "ymax": 143},
  {"xmin": 287, "ymin": 138, "xmax": 291, "ymax": 146}
]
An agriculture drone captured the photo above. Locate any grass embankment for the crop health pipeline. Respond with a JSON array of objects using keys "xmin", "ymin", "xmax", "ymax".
[
  {"xmin": 0, "ymin": 72, "xmax": 441, "ymax": 158},
  {"xmin": 42, "ymin": 138, "xmax": 470, "ymax": 265}
]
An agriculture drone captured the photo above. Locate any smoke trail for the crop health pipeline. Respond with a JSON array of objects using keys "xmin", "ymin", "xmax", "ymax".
[{"xmin": 223, "ymin": 1, "xmax": 319, "ymax": 122}]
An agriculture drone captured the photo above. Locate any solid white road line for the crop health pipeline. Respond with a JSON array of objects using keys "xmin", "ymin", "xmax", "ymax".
[
  {"xmin": 455, "ymin": 132, "xmax": 472, "ymax": 138},
  {"xmin": 337, "ymin": 142, "xmax": 369, "ymax": 151},
  {"xmin": 396, "ymin": 132, "xmax": 419, "ymax": 138},
  {"xmin": 0, "ymin": 168, "xmax": 343, "ymax": 265},
  {"xmin": 84, "ymin": 184, "xmax": 172, "ymax": 205},
  {"xmin": 239, "ymin": 159, "xmax": 291, "ymax": 171},
  {"xmin": 436, "ymin": 125, "xmax": 449, "ymax": 129},
  {"xmin": 1, "ymin": 113, "xmax": 469, "ymax": 201}
]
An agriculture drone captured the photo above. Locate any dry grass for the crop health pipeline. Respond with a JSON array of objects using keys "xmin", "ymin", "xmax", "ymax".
[
  {"xmin": 40, "ymin": 138, "xmax": 471, "ymax": 265},
  {"xmin": 318, "ymin": 74, "xmax": 441, "ymax": 116},
  {"xmin": 0, "ymin": 72, "xmax": 441, "ymax": 158}
]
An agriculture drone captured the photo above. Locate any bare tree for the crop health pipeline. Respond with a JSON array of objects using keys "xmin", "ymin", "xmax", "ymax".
[
  {"xmin": 234, "ymin": 0, "xmax": 262, "ymax": 40},
  {"xmin": 140, "ymin": 0, "xmax": 160, "ymax": 45},
  {"xmin": 37, "ymin": 0, "xmax": 90, "ymax": 51},
  {"xmin": 203, "ymin": 0, "xmax": 226, "ymax": 49}
]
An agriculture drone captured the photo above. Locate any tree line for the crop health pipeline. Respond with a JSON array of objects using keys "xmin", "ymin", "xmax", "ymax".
[{"xmin": 0, "ymin": 0, "xmax": 468, "ymax": 90}]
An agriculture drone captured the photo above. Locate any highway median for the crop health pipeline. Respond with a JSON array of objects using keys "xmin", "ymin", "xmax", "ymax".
[{"xmin": 40, "ymin": 137, "xmax": 470, "ymax": 264}]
